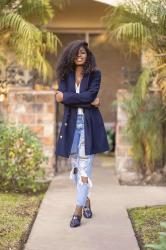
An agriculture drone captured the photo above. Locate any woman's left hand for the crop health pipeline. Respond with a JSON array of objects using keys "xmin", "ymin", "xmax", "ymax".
[
  {"xmin": 56, "ymin": 91, "xmax": 63, "ymax": 102},
  {"xmin": 91, "ymin": 97, "xmax": 100, "ymax": 107}
]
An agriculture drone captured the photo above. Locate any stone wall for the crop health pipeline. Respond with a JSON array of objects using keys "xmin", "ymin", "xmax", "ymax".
[
  {"xmin": 115, "ymin": 89, "xmax": 143, "ymax": 184},
  {"xmin": 0, "ymin": 88, "xmax": 56, "ymax": 175}
]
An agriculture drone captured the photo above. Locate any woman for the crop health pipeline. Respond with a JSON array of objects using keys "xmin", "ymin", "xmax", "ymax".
[{"xmin": 55, "ymin": 40, "xmax": 109, "ymax": 228}]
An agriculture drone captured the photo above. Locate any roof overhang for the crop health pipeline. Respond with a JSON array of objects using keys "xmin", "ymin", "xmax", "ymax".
[{"xmin": 94, "ymin": 0, "xmax": 124, "ymax": 6}]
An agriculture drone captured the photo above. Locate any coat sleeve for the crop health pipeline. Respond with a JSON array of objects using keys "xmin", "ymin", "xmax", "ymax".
[
  {"xmin": 57, "ymin": 79, "xmax": 66, "ymax": 105},
  {"xmin": 62, "ymin": 70, "xmax": 101, "ymax": 105},
  {"xmin": 57, "ymin": 80, "xmax": 95, "ymax": 108},
  {"xmin": 64, "ymin": 103, "xmax": 98, "ymax": 109}
]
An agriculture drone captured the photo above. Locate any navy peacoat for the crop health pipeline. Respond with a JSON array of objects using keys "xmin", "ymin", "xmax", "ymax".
[{"xmin": 55, "ymin": 69, "xmax": 109, "ymax": 158}]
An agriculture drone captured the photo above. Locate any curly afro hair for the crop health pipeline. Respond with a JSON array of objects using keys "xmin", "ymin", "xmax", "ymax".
[{"xmin": 56, "ymin": 40, "xmax": 96, "ymax": 81}]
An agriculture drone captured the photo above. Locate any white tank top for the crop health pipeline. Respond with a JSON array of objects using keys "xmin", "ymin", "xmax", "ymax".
[{"xmin": 75, "ymin": 83, "xmax": 84, "ymax": 115}]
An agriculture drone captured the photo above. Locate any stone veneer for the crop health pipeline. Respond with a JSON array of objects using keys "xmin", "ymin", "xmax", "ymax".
[
  {"xmin": 115, "ymin": 89, "xmax": 143, "ymax": 184},
  {"xmin": 0, "ymin": 87, "xmax": 56, "ymax": 175}
]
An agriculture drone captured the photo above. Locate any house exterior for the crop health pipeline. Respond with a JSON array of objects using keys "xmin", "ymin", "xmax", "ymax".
[
  {"xmin": 0, "ymin": 0, "xmax": 141, "ymax": 176},
  {"xmin": 47, "ymin": 0, "xmax": 140, "ymax": 125}
]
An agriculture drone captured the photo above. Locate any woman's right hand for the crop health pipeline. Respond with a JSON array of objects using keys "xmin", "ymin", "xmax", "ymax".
[
  {"xmin": 91, "ymin": 97, "xmax": 100, "ymax": 107},
  {"xmin": 56, "ymin": 91, "xmax": 63, "ymax": 102}
]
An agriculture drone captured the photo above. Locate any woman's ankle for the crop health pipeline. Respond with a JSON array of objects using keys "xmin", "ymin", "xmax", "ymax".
[
  {"xmin": 85, "ymin": 197, "xmax": 91, "ymax": 208},
  {"xmin": 74, "ymin": 205, "xmax": 83, "ymax": 217}
]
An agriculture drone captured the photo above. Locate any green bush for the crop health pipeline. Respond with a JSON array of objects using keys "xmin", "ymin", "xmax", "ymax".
[
  {"xmin": 0, "ymin": 121, "xmax": 48, "ymax": 193},
  {"xmin": 123, "ymin": 69, "xmax": 166, "ymax": 174},
  {"xmin": 106, "ymin": 128, "xmax": 115, "ymax": 152}
]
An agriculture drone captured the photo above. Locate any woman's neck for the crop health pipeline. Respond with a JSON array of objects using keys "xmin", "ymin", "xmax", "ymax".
[
  {"xmin": 75, "ymin": 66, "xmax": 84, "ymax": 75},
  {"xmin": 75, "ymin": 66, "xmax": 84, "ymax": 85}
]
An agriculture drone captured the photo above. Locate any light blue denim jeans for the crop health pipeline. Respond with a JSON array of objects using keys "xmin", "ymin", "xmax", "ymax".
[{"xmin": 69, "ymin": 113, "xmax": 94, "ymax": 207}]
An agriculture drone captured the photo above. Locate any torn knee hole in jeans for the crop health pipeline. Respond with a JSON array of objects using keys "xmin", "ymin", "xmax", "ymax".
[
  {"xmin": 69, "ymin": 168, "xmax": 93, "ymax": 188},
  {"xmin": 78, "ymin": 174, "xmax": 93, "ymax": 188},
  {"xmin": 81, "ymin": 176, "xmax": 88, "ymax": 183},
  {"xmin": 73, "ymin": 167, "xmax": 78, "ymax": 174}
]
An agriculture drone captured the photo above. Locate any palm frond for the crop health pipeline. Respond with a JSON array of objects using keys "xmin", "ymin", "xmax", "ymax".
[
  {"xmin": 106, "ymin": 0, "xmax": 166, "ymax": 172},
  {"xmin": 0, "ymin": 52, "xmax": 7, "ymax": 65},
  {"xmin": 0, "ymin": 0, "xmax": 14, "ymax": 10},
  {"xmin": 9, "ymin": 29, "xmax": 60, "ymax": 80},
  {"xmin": 111, "ymin": 22, "xmax": 151, "ymax": 45},
  {"xmin": 0, "ymin": 13, "xmax": 41, "ymax": 40},
  {"xmin": 103, "ymin": 0, "xmax": 165, "ymax": 53},
  {"xmin": 18, "ymin": 0, "xmax": 54, "ymax": 24},
  {"xmin": 0, "ymin": 4, "xmax": 62, "ymax": 81},
  {"xmin": 42, "ymin": 30, "xmax": 62, "ymax": 54},
  {"xmin": 52, "ymin": 0, "xmax": 70, "ymax": 9},
  {"xmin": 134, "ymin": 68, "xmax": 152, "ymax": 100},
  {"xmin": 124, "ymin": 95, "xmax": 165, "ymax": 172},
  {"xmin": 34, "ymin": 50, "xmax": 53, "ymax": 81},
  {"xmin": 122, "ymin": 67, "xmax": 165, "ymax": 172}
]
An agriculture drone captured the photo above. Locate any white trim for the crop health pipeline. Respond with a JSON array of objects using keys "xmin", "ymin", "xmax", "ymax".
[
  {"xmin": 94, "ymin": 0, "xmax": 123, "ymax": 6},
  {"xmin": 45, "ymin": 27, "xmax": 105, "ymax": 34},
  {"xmin": 85, "ymin": 32, "xmax": 89, "ymax": 44}
]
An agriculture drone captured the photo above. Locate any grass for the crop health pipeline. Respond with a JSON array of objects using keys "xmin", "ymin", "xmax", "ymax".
[
  {"xmin": 0, "ymin": 192, "xmax": 45, "ymax": 250},
  {"xmin": 128, "ymin": 205, "xmax": 166, "ymax": 250}
]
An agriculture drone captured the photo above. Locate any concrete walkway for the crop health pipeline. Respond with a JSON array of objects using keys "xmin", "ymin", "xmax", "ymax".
[{"xmin": 25, "ymin": 156, "xmax": 166, "ymax": 250}]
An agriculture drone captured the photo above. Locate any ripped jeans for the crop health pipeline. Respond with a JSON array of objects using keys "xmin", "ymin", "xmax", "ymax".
[{"xmin": 69, "ymin": 114, "xmax": 94, "ymax": 207}]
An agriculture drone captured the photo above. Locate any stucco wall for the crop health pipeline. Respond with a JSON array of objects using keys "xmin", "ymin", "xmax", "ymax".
[{"xmin": 48, "ymin": 0, "xmax": 107, "ymax": 30}]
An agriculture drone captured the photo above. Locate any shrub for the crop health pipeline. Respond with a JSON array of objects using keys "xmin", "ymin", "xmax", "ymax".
[
  {"xmin": 123, "ymin": 69, "xmax": 166, "ymax": 174},
  {"xmin": 0, "ymin": 121, "xmax": 48, "ymax": 193},
  {"xmin": 106, "ymin": 128, "xmax": 115, "ymax": 153}
]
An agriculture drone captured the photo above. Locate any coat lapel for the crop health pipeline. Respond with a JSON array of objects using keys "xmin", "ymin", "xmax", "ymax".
[
  {"xmin": 68, "ymin": 72, "xmax": 76, "ymax": 92},
  {"xmin": 80, "ymin": 73, "xmax": 90, "ymax": 93},
  {"xmin": 68, "ymin": 71, "xmax": 90, "ymax": 93}
]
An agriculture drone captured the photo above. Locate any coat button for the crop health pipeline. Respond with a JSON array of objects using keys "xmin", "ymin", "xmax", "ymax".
[
  {"xmin": 65, "ymin": 123, "xmax": 67, "ymax": 126},
  {"xmin": 60, "ymin": 135, "xmax": 63, "ymax": 139}
]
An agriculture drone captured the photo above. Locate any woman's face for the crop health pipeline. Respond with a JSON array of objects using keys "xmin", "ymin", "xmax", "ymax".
[{"xmin": 74, "ymin": 47, "xmax": 87, "ymax": 66}]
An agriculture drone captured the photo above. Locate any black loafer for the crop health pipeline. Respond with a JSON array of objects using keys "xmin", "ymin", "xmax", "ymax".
[
  {"xmin": 70, "ymin": 214, "xmax": 81, "ymax": 227},
  {"xmin": 83, "ymin": 206, "xmax": 93, "ymax": 218}
]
